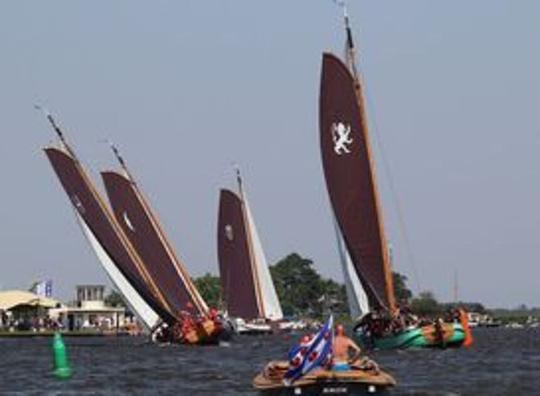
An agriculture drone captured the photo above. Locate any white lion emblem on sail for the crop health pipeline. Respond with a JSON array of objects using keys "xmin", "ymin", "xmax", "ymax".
[
  {"xmin": 331, "ymin": 122, "xmax": 353, "ymax": 155},
  {"xmin": 225, "ymin": 224, "xmax": 234, "ymax": 241}
]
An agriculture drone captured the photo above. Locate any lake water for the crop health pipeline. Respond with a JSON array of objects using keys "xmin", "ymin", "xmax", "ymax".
[{"xmin": 0, "ymin": 328, "xmax": 538, "ymax": 395}]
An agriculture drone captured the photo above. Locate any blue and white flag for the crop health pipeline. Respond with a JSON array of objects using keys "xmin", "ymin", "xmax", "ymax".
[
  {"xmin": 45, "ymin": 280, "xmax": 53, "ymax": 297},
  {"xmin": 32, "ymin": 280, "xmax": 53, "ymax": 297},
  {"xmin": 284, "ymin": 315, "xmax": 334, "ymax": 385}
]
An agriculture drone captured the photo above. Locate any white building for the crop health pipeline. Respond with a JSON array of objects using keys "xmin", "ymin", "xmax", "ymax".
[
  {"xmin": 49, "ymin": 285, "xmax": 126, "ymax": 331},
  {"xmin": 0, "ymin": 290, "xmax": 62, "ymax": 330}
]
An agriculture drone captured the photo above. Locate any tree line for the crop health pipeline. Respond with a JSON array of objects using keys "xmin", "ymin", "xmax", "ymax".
[
  {"xmin": 107, "ymin": 252, "xmax": 488, "ymax": 319},
  {"xmin": 193, "ymin": 252, "xmax": 490, "ymax": 319},
  {"xmin": 193, "ymin": 253, "xmax": 349, "ymax": 318}
]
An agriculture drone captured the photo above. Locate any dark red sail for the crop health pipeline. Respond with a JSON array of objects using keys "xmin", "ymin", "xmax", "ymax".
[
  {"xmin": 101, "ymin": 170, "xmax": 208, "ymax": 317},
  {"xmin": 44, "ymin": 146, "xmax": 175, "ymax": 324},
  {"xmin": 217, "ymin": 189, "xmax": 261, "ymax": 320},
  {"xmin": 319, "ymin": 52, "xmax": 395, "ymax": 310}
]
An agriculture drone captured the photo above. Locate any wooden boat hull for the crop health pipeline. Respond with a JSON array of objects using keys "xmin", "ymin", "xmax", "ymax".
[
  {"xmin": 253, "ymin": 361, "xmax": 395, "ymax": 396},
  {"xmin": 156, "ymin": 318, "xmax": 234, "ymax": 345},
  {"xmin": 235, "ymin": 322, "xmax": 273, "ymax": 336},
  {"xmin": 237, "ymin": 327, "xmax": 273, "ymax": 336},
  {"xmin": 186, "ymin": 320, "xmax": 234, "ymax": 345},
  {"xmin": 356, "ymin": 323, "xmax": 465, "ymax": 350},
  {"xmin": 254, "ymin": 380, "xmax": 391, "ymax": 396}
]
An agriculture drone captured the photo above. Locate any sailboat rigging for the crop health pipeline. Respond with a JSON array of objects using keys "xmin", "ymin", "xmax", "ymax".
[
  {"xmin": 39, "ymin": 109, "xmax": 172, "ymax": 329},
  {"xmin": 101, "ymin": 143, "xmax": 209, "ymax": 318},
  {"xmin": 40, "ymin": 109, "xmax": 230, "ymax": 344},
  {"xmin": 99, "ymin": 141, "xmax": 232, "ymax": 344}
]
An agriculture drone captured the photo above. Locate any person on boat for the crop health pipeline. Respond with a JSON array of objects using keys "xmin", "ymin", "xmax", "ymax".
[
  {"xmin": 434, "ymin": 317, "xmax": 445, "ymax": 346},
  {"xmin": 458, "ymin": 308, "xmax": 474, "ymax": 347},
  {"xmin": 355, "ymin": 313, "xmax": 375, "ymax": 349},
  {"xmin": 333, "ymin": 324, "xmax": 380, "ymax": 373},
  {"xmin": 333, "ymin": 324, "xmax": 359, "ymax": 367},
  {"xmin": 389, "ymin": 307, "xmax": 406, "ymax": 335},
  {"xmin": 333, "ymin": 325, "xmax": 360, "ymax": 370},
  {"xmin": 397, "ymin": 302, "xmax": 416, "ymax": 329}
]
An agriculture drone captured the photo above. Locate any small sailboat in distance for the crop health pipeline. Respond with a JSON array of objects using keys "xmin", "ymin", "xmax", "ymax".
[
  {"xmin": 101, "ymin": 142, "xmax": 231, "ymax": 344},
  {"xmin": 39, "ymin": 108, "xmax": 172, "ymax": 330},
  {"xmin": 319, "ymin": 4, "xmax": 468, "ymax": 349},
  {"xmin": 217, "ymin": 168, "xmax": 283, "ymax": 334}
]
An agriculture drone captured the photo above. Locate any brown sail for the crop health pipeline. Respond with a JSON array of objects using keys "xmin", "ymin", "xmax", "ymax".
[
  {"xmin": 44, "ymin": 146, "xmax": 176, "ymax": 324},
  {"xmin": 101, "ymin": 170, "xmax": 208, "ymax": 317},
  {"xmin": 319, "ymin": 52, "xmax": 395, "ymax": 311},
  {"xmin": 217, "ymin": 189, "xmax": 262, "ymax": 320}
]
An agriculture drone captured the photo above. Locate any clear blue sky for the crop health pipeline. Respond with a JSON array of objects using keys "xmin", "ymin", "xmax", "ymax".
[{"xmin": 1, "ymin": 1, "xmax": 539, "ymax": 308}]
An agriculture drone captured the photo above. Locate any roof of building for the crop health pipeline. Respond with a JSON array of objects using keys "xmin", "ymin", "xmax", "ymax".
[
  {"xmin": 54, "ymin": 307, "xmax": 125, "ymax": 314},
  {"xmin": 0, "ymin": 290, "xmax": 61, "ymax": 311},
  {"xmin": 76, "ymin": 285, "xmax": 105, "ymax": 288}
]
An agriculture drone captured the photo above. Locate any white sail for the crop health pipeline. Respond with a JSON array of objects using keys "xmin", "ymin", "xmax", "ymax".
[
  {"xmin": 74, "ymin": 211, "xmax": 160, "ymax": 330},
  {"xmin": 334, "ymin": 221, "xmax": 369, "ymax": 320},
  {"xmin": 243, "ymin": 194, "xmax": 283, "ymax": 321}
]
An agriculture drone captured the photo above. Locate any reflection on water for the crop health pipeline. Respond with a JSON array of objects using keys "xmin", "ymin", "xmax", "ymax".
[{"xmin": 0, "ymin": 328, "xmax": 538, "ymax": 395}]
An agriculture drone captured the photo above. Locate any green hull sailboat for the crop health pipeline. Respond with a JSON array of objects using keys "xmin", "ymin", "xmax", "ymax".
[
  {"xmin": 319, "ymin": 3, "xmax": 471, "ymax": 350},
  {"xmin": 357, "ymin": 323, "xmax": 465, "ymax": 350}
]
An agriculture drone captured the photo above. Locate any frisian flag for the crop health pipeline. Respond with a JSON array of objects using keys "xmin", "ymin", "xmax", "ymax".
[{"xmin": 284, "ymin": 315, "xmax": 334, "ymax": 385}]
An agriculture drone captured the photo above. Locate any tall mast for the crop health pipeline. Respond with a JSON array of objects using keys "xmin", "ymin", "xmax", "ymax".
[
  {"xmin": 108, "ymin": 141, "xmax": 135, "ymax": 182},
  {"xmin": 453, "ymin": 269, "xmax": 459, "ymax": 304},
  {"xmin": 35, "ymin": 105, "xmax": 77, "ymax": 160},
  {"xmin": 335, "ymin": 1, "xmax": 396, "ymax": 312},
  {"xmin": 235, "ymin": 166, "xmax": 265, "ymax": 318},
  {"xmin": 336, "ymin": 1, "xmax": 360, "ymax": 83}
]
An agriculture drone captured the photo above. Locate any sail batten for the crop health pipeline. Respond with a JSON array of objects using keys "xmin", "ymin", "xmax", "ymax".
[
  {"xmin": 319, "ymin": 52, "xmax": 395, "ymax": 311},
  {"xmin": 102, "ymin": 170, "xmax": 208, "ymax": 317}
]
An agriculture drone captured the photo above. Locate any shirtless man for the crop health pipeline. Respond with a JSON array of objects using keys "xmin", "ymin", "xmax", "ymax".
[
  {"xmin": 333, "ymin": 324, "xmax": 379, "ymax": 373},
  {"xmin": 332, "ymin": 324, "xmax": 362, "ymax": 371}
]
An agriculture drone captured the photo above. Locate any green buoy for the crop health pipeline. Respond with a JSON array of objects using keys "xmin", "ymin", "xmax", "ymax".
[{"xmin": 52, "ymin": 332, "xmax": 72, "ymax": 379}]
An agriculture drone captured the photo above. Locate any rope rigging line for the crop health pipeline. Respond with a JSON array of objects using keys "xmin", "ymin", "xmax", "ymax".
[{"xmin": 361, "ymin": 73, "xmax": 423, "ymax": 294}]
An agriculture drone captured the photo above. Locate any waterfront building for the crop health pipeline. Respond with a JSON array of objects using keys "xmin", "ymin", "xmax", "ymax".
[
  {"xmin": 0, "ymin": 290, "xmax": 63, "ymax": 330},
  {"xmin": 49, "ymin": 285, "xmax": 126, "ymax": 331},
  {"xmin": 0, "ymin": 285, "xmax": 133, "ymax": 333}
]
